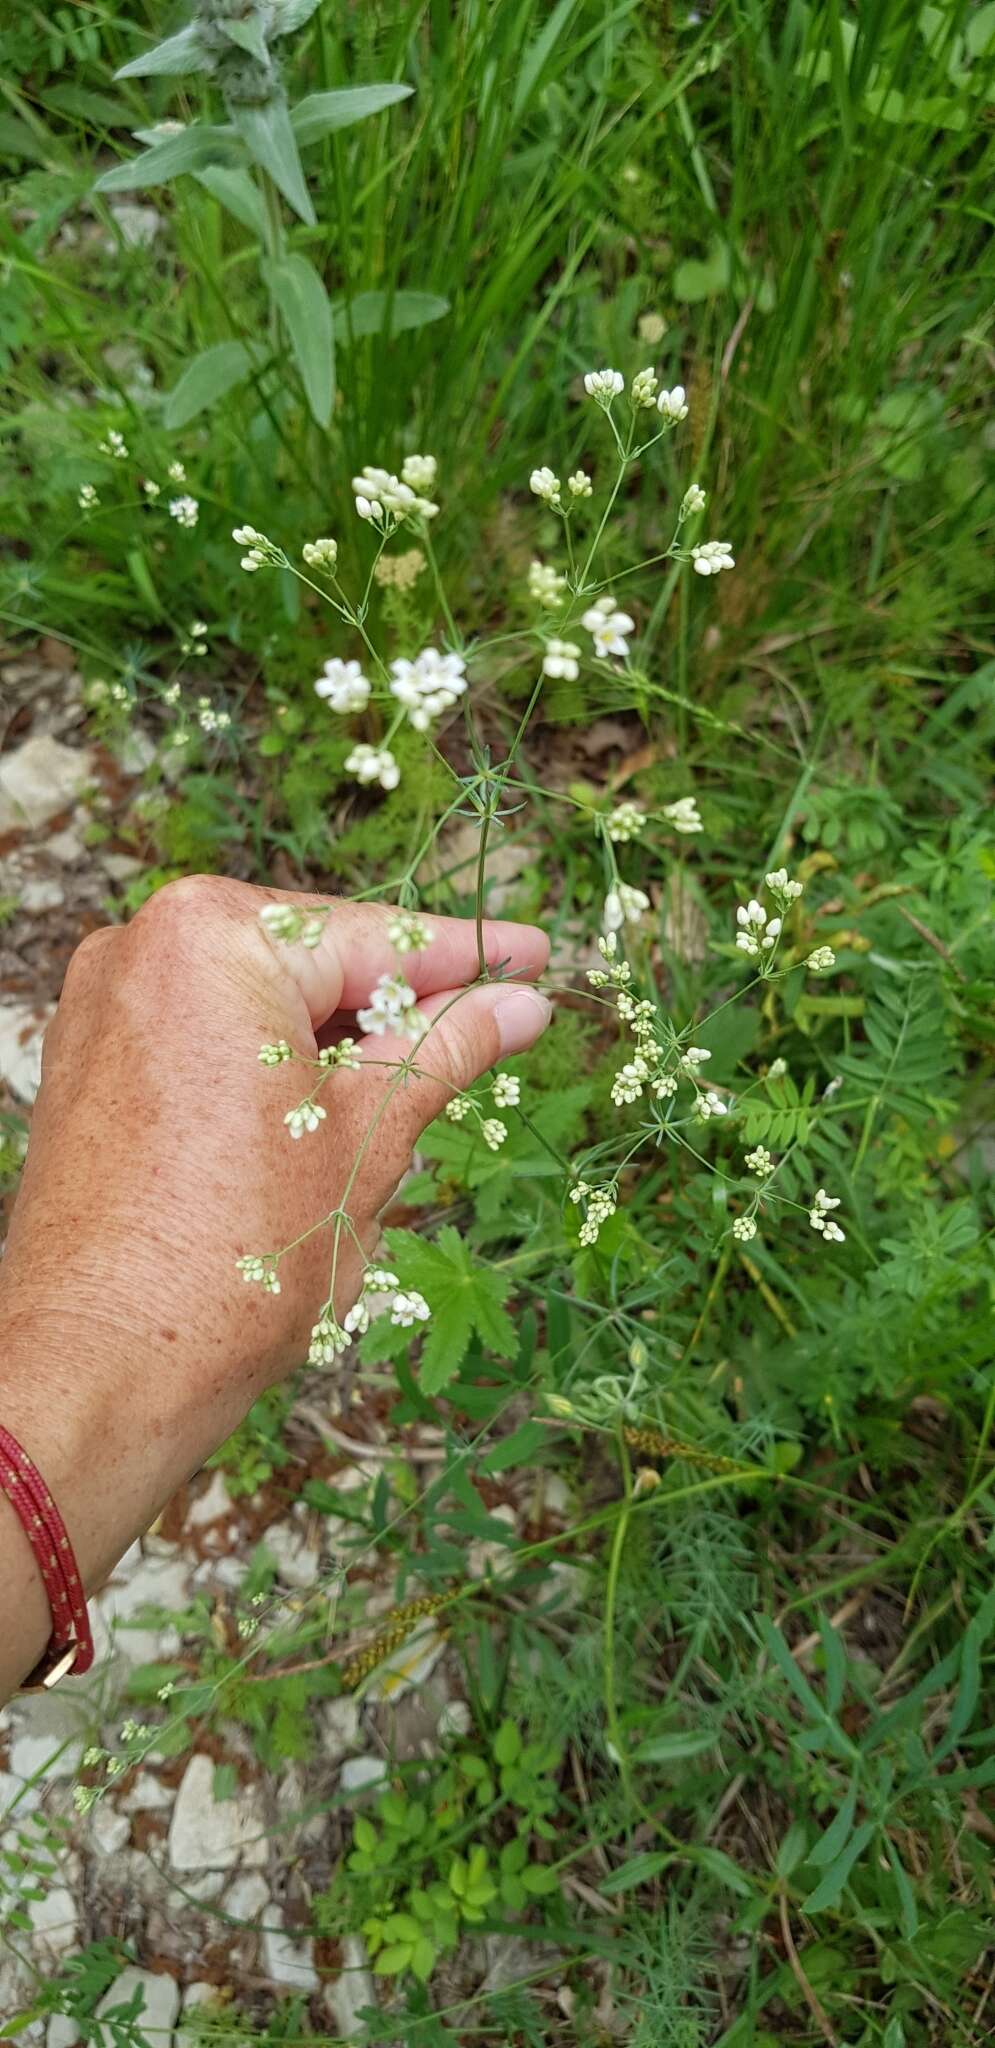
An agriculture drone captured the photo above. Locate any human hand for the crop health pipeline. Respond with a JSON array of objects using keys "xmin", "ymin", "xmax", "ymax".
[{"xmin": 0, "ymin": 876, "xmax": 549, "ymax": 1694}]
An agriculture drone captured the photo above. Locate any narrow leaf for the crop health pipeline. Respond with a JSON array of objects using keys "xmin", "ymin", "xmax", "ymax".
[
  {"xmin": 292, "ymin": 83, "xmax": 413, "ymax": 147},
  {"xmin": 630, "ymin": 1728, "xmax": 717, "ymax": 1765},
  {"xmin": 481, "ymin": 1421, "xmax": 549, "ymax": 1474},
  {"xmin": 513, "ymin": 0, "xmax": 580, "ymax": 120},
  {"xmin": 220, "ymin": 18, "xmax": 269, "ymax": 64},
  {"xmin": 599, "ymin": 1851, "xmax": 673, "ymax": 1895},
  {"xmin": 230, "ymin": 98, "xmax": 315, "ymax": 225},
  {"xmin": 163, "ymin": 342, "xmax": 255, "ymax": 430},
  {"xmin": 264, "ymin": 254, "xmax": 334, "ymax": 426},
  {"xmin": 95, "ymin": 126, "xmax": 233, "ymax": 194},
  {"xmin": 809, "ymin": 1776, "xmax": 858, "ymax": 1868},
  {"xmin": 801, "ymin": 1821, "xmax": 875, "ymax": 1913},
  {"xmin": 194, "ymin": 165, "xmax": 269, "ymax": 237},
  {"xmin": 115, "ymin": 25, "xmax": 205, "ymax": 79}
]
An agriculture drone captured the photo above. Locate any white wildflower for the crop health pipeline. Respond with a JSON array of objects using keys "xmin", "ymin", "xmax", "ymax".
[
  {"xmin": 492, "ymin": 1073, "xmax": 521, "ymax": 1108},
  {"xmin": 319, "ymin": 1038, "xmax": 360, "ymax": 1070},
  {"xmin": 768, "ymin": 1057, "xmax": 788, "ymax": 1079},
  {"xmin": 167, "ymin": 460, "xmax": 186, "ymax": 482},
  {"xmin": 236, "ymin": 1255, "xmax": 281, "ymax": 1296},
  {"xmin": 681, "ymin": 484, "xmax": 706, "ymax": 517},
  {"xmin": 99, "ymin": 429, "xmax": 128, "ymax": 459},
  {"xmin": 309, "ymin": 1315, "xmax": 351, "ymax": 1364},
  {"xmin": 345, "ymin": 742, "xmax": 400, "ymax": 792},
  {"xmin": 530, "ymin": 466, "xmax": 562, "ymax": 507},
  {"xmin": 604, "ymin": 883, "xmax": 650, "ymax": 932},
  {"xmin": 357, "ymin": 972, "xmax": 425, "ymax": 1040},
  {"xmin": 735, "ymin": 899, "xmax": 780, "ymax": 958},
  {"xmin": 446, "ymin": 1094, "xmax": 471, "ymax": 1122},
  {"xmin": 481, "ymin": 1118, "xmax": 508, "ymax": 1151},
  {"xmin": 567, "ymin": 470, "xmax": 592, "ymax": 498},
  {"xmin": 302, "ymin": 537, "xmax": 338, "ymax": 570},
  {"xmin": 765, "ymin": 868, "xmax": 804, "ymax": 902},
  {"xmin": 143, "ymin": 479, "xmax": 161, "ymax": 499},
  {"xmin": 691, "ymin": 540, "xmax": 735, "ymax": 576},
  {"xmin": 732, "ymin": 1215, "xmax": 758, "ymax": 1242},
  {"xmin": 638, "ymin": 312, "xmax": 667, "ymax": 345},
  {"xmin": 285, "ymin": 1100, "xmax": 327, "ymax": 1139},
  {"xmin": 663, "ymin": 796, "xmax": 702, "ymax": 834},
  {"xmin": 390, "ymin": 1290, "xmax": 431, "ymax": 1327},
  {"xmin": 542, "ymin": 638, "xmax": 581, "ymax": 680},
  {"xmin": 78, "ymin": 483, "xmax": 99, "ymax": 511},
  {"xmin": 607, "ymin": 801, "xmax": 645, "ymax": 843},
  {"xmin": 259, "ymin": 902, "xmax": 328, "ymax": 948},
  {"xmin": 351, "ymin": 465, "xmax": 438, "ymax": 527},
  {"xmin": 808, "ymin": 946, "xmax": 836, "ymax": 973},
  {"xmin": 258, "ymin": 1040, "xmax": 292, "ymax": 1066},
  {"xmin": 401, "ymin": 453, "xmax": 437, "ymax": 493},
  {"xmin": 577, "ymin": 1186, "xmax": 617, "ymax": 1245},
  {"xmin": 343, "ymin": 1300, "xmax": 370, "ymax": 1336},
  {"xmin": 315, "ymin": 657, "xmax": 371, "ymax": 714},
  {"xmin": 583, "ymin": 367, "xmax": 624, "ymax": 403},
  {"xmin": 680, "ymin": 1046, "xmax": 711, "ymax": 1070},
  {"xmin": 652, "ymin": 1072, "xmax": 678, "ymax": 1099},
  {"xmin": 582, "ymin": 594, "xmax": 635, "ymax": 659},
  {"xmin": 169, "ymin": 495, "xmax": 199, "ymax": 529},
  {"xmin": 388, "ymin": 910, "xmax": 432, "ymax": 954},
  {"xmin": 363, "ymin": 1267, "xmax": 399, "ymax": 1292},
  {"xmin": 656, "ymin": 385, "xmax": 688, "ymax": 423},
  {"xmin": 809, "ymin": 1189, "xmax": 845, "ymax": 1241},
  {"xmin": 611, "ymin": 1058, "xmax": 648, "ymax": 1106},
  {"xmin": 630, "ymin": 366, "xmax": 659, "ymax": 408},
  {"xmin": 528, "ymin": 559, "xmax": 567, "ymax": 607},
  {"xmin": 745, "ymin": 1146, "xmax": 774, "ymax": 1177},
  {"xmin": 698, "ymin": 1090, "xmax": 728, "ymax": 1118},
  {"xmin": 389, "ymin": 647, "xmax": 467, "ymax": 730}
]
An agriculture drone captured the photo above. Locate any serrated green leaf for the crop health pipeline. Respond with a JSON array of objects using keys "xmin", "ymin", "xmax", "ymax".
[
  {"xmin": 163, "ymin": 341, "xmax": 255, "ymax": 430},
  {"xmin": 263, "ymin": 252, "xmax": 334, "ymax": 426}
]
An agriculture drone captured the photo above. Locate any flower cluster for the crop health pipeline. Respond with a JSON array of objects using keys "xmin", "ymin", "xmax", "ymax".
[
  {"xmin": 259, "ymin": 901, "xmax": 329, "ymax": 949},
  {"xmin": 446, "ymin": 1071, "xmax": 523, "ymax": 1146},
  {"xmin": 169, "ymin": 495, "xmax": 199, "ymax": 529},
  {"xmin": 528, "ymin": 559, "xmax": 567, "ymax": 608},
  {"xmin": 390, "ymin": 647, "xmax": 467, "ymax": 730},
  {"xmin": 388, "ymin": 910, "xmax": 432, "ymax": 954},
  {"xmin": 606, "ymin": 801, "xmax": 645, "ymax": 843},
  {"xmin": 570, "ymin": 1180, "xmax": 617, "ymax": 1246},
  {"xmin": 357, "ymin": 974, "xmax": 426, "ymax": 1041},
  {"xmin": 307, "ymin": 1266, "xmax": 432, "ymax": 1367},
  {"xmin": 690, "ymin": 540, "xmax": 733, "ymax": 577},
  {"xmin": 303, "ymin": 536, "xmax": 338, "ymax": 570},
  {"xmin": 735, "ymin": 897, "xmax": 781, "ymax": 960},
  {"xmin": 236, "ymin": 1253, "xmax": 282, "ymax": 1295},
  {"xmin": 375, "ymin": 547, "xmax": 426, "ymax": 591},
  {"xmin": 604, "ymin": 883, "xmax": 650, "ymax": 932},
  {"xmin": 529, "ymin": 466, "xmax": 561, "ymax": 507},
  {"xmin": 233, "ymin": 523, "xmax": 282, "ymax": 572},
  {"xmin": 809, "ymin": 1189, "xmax": 846, "ymax": 1243},
  {"xmin": 542, "ymin": 638, "xmax": 581, "ymax": 680},
  {"xmin": 351, "ymin": 464, "xmax": 438, "ymax": 528},
  {"xmin": 315, "ymin": 657, "xmax": 371, "ymax": 714},
  {"xmin": 345, "ymin": 743, "xmax": 399, "ymax": 792}
]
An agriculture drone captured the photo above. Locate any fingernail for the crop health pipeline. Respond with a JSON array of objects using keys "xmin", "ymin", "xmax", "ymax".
[{"xmin": 493, "ymin": 986, "xmax": 553, "ymax": 1054}]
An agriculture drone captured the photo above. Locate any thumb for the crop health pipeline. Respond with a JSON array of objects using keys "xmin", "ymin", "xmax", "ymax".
[{"xmin": 333, "ymin": 982, "xmax": 552, "ymax": 1213}]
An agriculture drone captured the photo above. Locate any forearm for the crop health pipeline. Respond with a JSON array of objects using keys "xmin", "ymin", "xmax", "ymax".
[{"xmin": 0, "ymin": 1307, "xmax": 250, "ymax": 1702}]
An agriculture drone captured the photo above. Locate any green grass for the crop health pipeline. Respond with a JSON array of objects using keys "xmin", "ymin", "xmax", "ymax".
[{"xmin": 2, "ymin": 1, "xmax": 995, "ymax": 2042}]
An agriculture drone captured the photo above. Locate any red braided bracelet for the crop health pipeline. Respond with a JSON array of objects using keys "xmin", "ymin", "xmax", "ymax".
[{"xmin": 0, "ymin": 1423, "xmax": 94, "ymax": 1689}]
